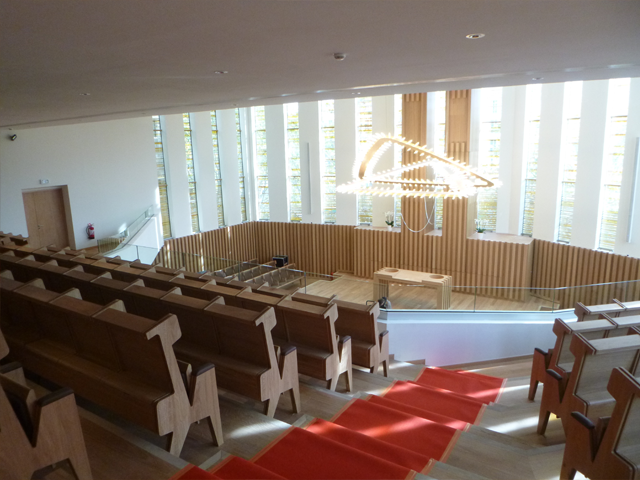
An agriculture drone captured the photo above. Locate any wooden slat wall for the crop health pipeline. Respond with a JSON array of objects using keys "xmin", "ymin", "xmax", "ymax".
[
  {"xmin": 253, "ymin": 222, "xmax": 354, "ymax": 275},
  {"xmin": 532, "ymin": 240, "xmax": 640, "ymax": 308}
]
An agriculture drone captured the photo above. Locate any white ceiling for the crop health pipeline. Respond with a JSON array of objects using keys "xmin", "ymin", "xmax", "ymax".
[{"xmin": 2, "ymin": 0, "xmax": 640, "ymax": 129}]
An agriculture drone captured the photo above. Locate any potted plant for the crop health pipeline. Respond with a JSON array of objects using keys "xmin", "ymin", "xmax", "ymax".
[
  {"xmin": 475, "ymin": 219, "xmax": 486, "ymax": 234},
  {"xmin": 385, "ymin": 211, "xmax": 394, "ymax": 231}
]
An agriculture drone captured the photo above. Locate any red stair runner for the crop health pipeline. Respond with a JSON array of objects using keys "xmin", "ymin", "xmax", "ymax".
[
  {"xmin": 365, "ymin": 394, "xmax": 470, "ymax": 430},
  {"xmin": 415, "ymin": 367, "xmax": 506, "ymax": 404},
  {"xmin": 209, "ymin": 455, "xmax": 285, "ymax": 479},
  {"xmin": 331, "ymin": 398, "xmax": 460, "ymax": 460},
  {"xmin": 306, "ymin": 418, "xmax": 432, "ymax": 473},
  {"xmin": 382, "ymin": 380, "xmax": 486, "ymax": 424},
  {"xmin": 170, "ymin": 464, "xmax": 221, "ymax": 480},
  {"xmin": 253, "ymin": 426, "xmax": 416, "ymax": 479}
]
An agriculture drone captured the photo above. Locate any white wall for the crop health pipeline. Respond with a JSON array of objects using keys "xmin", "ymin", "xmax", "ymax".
[
  {"xmin": 163, "ymin": 114, "xmax": 192, "ymax": 238},
  {"xmin": 0, "ymin": 117, "xmax": 160, "ymax": 250},
  {"xmin": 384, "ymin": 309, "xmax": 574, "ymax": 365},
  {"xmin": 335, "ymin": 99, "xmax": 358, "ymax": 225}
]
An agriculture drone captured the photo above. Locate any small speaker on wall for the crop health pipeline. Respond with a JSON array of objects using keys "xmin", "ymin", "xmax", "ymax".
[{"xmin": 273, "ymin": 255, "xmax": 288, "ymax": 268}]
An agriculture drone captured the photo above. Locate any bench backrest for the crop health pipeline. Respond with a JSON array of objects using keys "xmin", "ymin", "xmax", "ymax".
[
  {"xmin": 333, "ymin": 300, "xmax": 380, "ymax": 345},
  {"xmin": 574, "ymin": 302, "xmax": 624, "ymax": 321},
  {"xmin": 277, "ymin": 300, "xmax": 339, "ymax": 353},
  {"xmin": 568, "ymin": 334, "xmax": 640, "ymax": 412},
  {"xmin": 236, "ymin": 291, "xmax": 288, "ymax": 338},
  {"xmin": 550, "ymin": 318, "xmax": 616, "ymax": 374}
]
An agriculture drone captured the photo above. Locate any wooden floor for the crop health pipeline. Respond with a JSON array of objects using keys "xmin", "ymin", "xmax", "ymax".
[
  {"xmin": 28, "ymin": 352, "xmax": 586, "ymax": 480},
  {"xmin": 304, "ymin": 275, "xmax": 558, "ymax": 311}
]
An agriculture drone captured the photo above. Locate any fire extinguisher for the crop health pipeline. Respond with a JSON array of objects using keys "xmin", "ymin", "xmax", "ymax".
[{"xmin": 86, "ymin": 223, "xmax": 95, "ymax": 240}]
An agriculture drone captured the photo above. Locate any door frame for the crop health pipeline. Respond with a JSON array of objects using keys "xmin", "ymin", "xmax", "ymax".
[{"xmin": 22, "ymin": 185, "xmax": 76, "ymax": 250}]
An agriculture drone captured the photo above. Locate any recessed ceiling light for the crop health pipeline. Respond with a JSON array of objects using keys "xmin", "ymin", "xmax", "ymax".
[
  {"xmin": 532, "ymin": 77, "xmax": 544, "ymax": 81},
  {"xmin": 214, "ymin": 71, "xmax": 228, "ymax": 75},
  {"xmin": 465, "ymin": 33, "xmax": 485, "ymax": 39},
  {"xmin": 79, "ymin": 93, "xmax": 91, "ymax": 96}
]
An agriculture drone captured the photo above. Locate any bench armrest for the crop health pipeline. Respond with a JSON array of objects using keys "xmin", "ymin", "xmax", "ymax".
[{"xmin": 37, "ymin": 387, "xmax": 74, "ymax": 408}]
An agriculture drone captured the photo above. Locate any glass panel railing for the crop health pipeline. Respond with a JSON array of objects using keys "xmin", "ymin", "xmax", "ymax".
[
  {"xmin": 97, "ymin": 206, "xmax": 154, "ymax": 254},
  {"xmin": 148, "ymin": 248, "xmax": 640, "ymax": 312}
]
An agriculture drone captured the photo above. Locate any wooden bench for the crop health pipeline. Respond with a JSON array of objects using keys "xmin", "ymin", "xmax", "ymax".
[
  {"xmin": 277, "ymin": 300, "xmax": 352, "ymax": 392},
  {"xmin": 0, "ymin": 358, "xmax": 92, "ymax": 480},
  {"xmin": 537, "ymin": 333, "xmax": 640, "ymax": 435},
  {"xmin": 561, "ymin": 366, "xmax": 640, "ymax": 480},
  {"xmin": 291, "ymin": 293, "xmax": 389, "ymax": 377},
  {"xmin": 529, "ymin": 318, "xmax": 617, "ymax": 401},
  {"xmin": 0, "ymin": 276, "xmax": 223, "ymax": 456},
  {"xmin": 574, "ymin": 300, "xmax": 640, "ymax": 321},
  {"xmin": 0, "ymin": 261, "xmax": 300, "ymax": 419}
]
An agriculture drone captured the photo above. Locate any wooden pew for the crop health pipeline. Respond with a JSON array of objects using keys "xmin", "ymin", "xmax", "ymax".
[
  {"xmin": 561, "ymin": 366, "xmax": 640, "ymax": 480},
  {"xmin": 277, "ymin": 300, "xmax": 352, "ymax": 392},
  {"xmin": 529, "ymin": 318, "xmax": 617, "ymax": 401},
  {"xmin": 0, "ymin": 359, "xmax": 92, "ymax": 480},
  {"xmin": 292, "ymin": 293, "xmax": 388, "ymax": 377},
  {"xmin": 537, "ymin": 333, "xmax": 640, "ymax": 435},
  {"xmin": 0, "ymin": 278, "xmax": 223, "ymax": 455},
  {"xmin": 257, "ymin": 284, "xmax": 293, "ymax": 299},
  {"xmin": 166, "ymin": 296, "xmax": 299, "ymax": 417},
  {"xmin": 0, "ymin": 261, "xmax": 299, "ymax": 418},
  {"xmin": 574, "ymin": 299, "xmax": 640, "ymax": 322}
]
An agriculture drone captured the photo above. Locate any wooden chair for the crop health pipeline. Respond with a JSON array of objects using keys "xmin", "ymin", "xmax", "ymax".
[
  {"xmin": 277, "ymin": 300, "xmax": 352, "ymax": 392},
  {"xmin": 529, "ymin": 318, "xmax": 617, "ymax": 401},
  {"xmin": 0, "ymin": 279, "xmax": 223, "ymax": 456},
  {"xmin": 561, "ymin": 367, "xmax": 640, "ymax": 480},
  {"xmin": 0, "ymin": 360, "xmax": 92, "ymax": 480},
  {"xmin": 537, "ymin": 333, "xmax": 640, "ymax": 435}
]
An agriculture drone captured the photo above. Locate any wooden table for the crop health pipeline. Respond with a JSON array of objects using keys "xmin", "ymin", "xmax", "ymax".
[{"xmin": 373, "ymin": 268, "xmax": 452, "ymax": 309}]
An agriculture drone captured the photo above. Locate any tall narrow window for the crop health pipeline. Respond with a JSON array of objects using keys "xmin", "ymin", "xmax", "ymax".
[
  {"xmin": 183, "ymin": 113, "xmax": 200, "ymax": 233},
  {"xmin": 434, "ymin": 91, "xmax": 447, "ymax": 229},
  {"xmin": 210, "ymin": 111, "xmax": 225, "ymax": 227},
  {"xmin": 253, "ymin": 106, "xmax": 269, "ymax": 221},
  {"xmin": 152, "ymin": 115, "xmax": 172, "ymax": 239},
  {"xmin": 235, "ymin": 109, "xmax": 248, "ymax": 222},
  {"xmin": 476, "ymin": 87, "xmax": 503, "ymax": 231},
  {"xmin": 557, "ymin": 82, "xmax": 583, "ymax": 243},
  {"xmin": 285, "ymin": 103, "xmax": 302, "ymax": 222},
  {"xmin": 598, "ymin": 78, "xmax": 631, "ymax": 251},
  {"xmin": 320, "ymin": 100, "xmax": 336, "ymax": 223},
  {"xmin": 521, "ymin": 85, "xmax": 542, "ymax": 236},
  {"xmin": 357, "ymin": 97, "xmax": 373, "ymax": 224},
  {"xmin": 393, "ymin": 94, "xmax": 403, "ymax": 227}
]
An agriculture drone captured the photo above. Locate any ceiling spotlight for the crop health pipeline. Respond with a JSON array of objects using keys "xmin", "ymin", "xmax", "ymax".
[
  {"xmin": 532, "ymin": 77, "xmax": 544, "ymax": 81},
  {"xmin": 333, "ymin": 53, "xmax": 346, "ymax": 61},
  {"xmin": 214, "ymin": 71, "xmax": 228, "ymax": 75},
  {"xmin": 465, "ymin": 33, "xmax": 485, "ymax": 39},
  {"xmin": 79, "ymin": 93, "xmax": 91, "ymax": 96}
]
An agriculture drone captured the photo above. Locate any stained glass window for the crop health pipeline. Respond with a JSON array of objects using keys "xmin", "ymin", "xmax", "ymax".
[
  {"xmin": 557, "ymin": 82, "xmax": 583, "ymax": 243},
  {"xmin": 434, "ymin": 91, "xmax": 447, "ymax": 229},
  {"xmin": 253, "ymin": 106, "xmax": 269, "ymax": 221},
  {"xmin": 393, "ymin": 94, "xmax": 403, "ymax": 227},
  {"xmin": 521, "ymin": 85, "xmax": 542, "ymax": 236},
  {"xmin": 476, "ymin": 88, "xmax": 502, "ymax": 232},
  {"xmin": 235, "ymin": 109, "xmax": 248, "ymax": 222},
  {"xmin": 598, "ymin": 78, "xmax": 631, "ymax": 251},
  {"xmin": 183, "ymin": 113, "xmax": 200, "ymax": 233},
  {"xmin": 285, "ymin": 103, "xmax": 302, "ymax": 222},
  {"xmin": 152, "ymin": 115, "xmax": 172, "ymax": 239},
  {"xmin": 357, "ymin": 97, "xmax": 373, "ymax": 224},
  {"xmin": 210, "ymin": 111, "xmax": 225, "ymax": 227},
  {"xmin": 321, "ymin": 100, "xmax": 336, "ymax": 223}
]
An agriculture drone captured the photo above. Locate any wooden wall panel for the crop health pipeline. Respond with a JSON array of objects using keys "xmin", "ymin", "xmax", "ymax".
[{"xmin": 532, "ymin": 240, "xmax": 640, "ymax": 308}]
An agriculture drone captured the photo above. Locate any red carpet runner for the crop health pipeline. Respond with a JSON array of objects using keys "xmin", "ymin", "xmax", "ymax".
[
  {"xmin": 251, "ymin": 426, "xmax": 416, "ymax": 479},
  {"xmin": 192, "ymin": 366, "xmax": 506, "ymax": 479},
  {"xmin": 415, "ymin": 366, "xmax": 507, "ymax": 404},
  {"xmin": 381, "ymin": 380, "xmax": 487, "ymax": 424},
  {"xmin": 331, "ymin": 398, "xmax": 460, "ymax": 461}
]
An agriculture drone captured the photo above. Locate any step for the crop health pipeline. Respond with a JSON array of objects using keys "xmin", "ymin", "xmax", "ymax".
[
  {"xmin": 446, "ymin": 430, "xmax": 537, "ymax": 480},
  {"xmin": 425, "ymin": 460, "xmax": 492, "ymax": 480}
]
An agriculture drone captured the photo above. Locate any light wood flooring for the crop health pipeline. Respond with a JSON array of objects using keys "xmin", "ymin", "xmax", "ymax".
[
  {"xmin": 27, "ymin": 352, "xmax": 587, "ymax": 480},
  {"xmin": 304, "ymin": 275, "xmax": 559, "ymax": 311}
]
